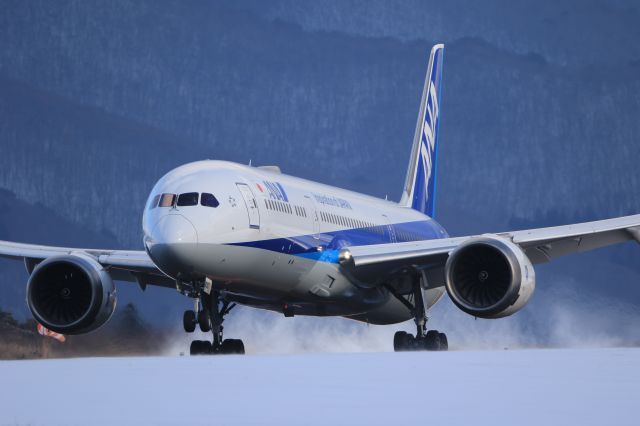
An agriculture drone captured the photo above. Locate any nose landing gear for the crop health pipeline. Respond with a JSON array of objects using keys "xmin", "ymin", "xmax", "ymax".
[{"xmin": 180, "ymin": 282, "xmax": 245, "ymax": 356}]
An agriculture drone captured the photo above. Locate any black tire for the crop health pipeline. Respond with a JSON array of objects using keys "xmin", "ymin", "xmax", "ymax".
[
  {"xmin": 394, "ymin": 331, "xmax": 411, "ymax": 352},
  {"xmin": 189, "ymin": 341, "xmax": 198, "ymax": 355},
  {"xmin": 198, "ymin": 310, "xmax": 211, "ymax": 332},
  {"xmin": 425, "ymin": 330, "xmax": 441, "ymax": 351},
  {"xmin": 438, "ymin": 333, "xmax": 449, "ymax": 351},
  {"xmin": 190, "ymin": 340, "xmax": 202, "ymax": 355},
  {"xmin": 220, "ymin": 339, "xmax": 245, "ymax": 355},
  {"xmin": 183, "ymin": 310, "xmax": 196, "ymax": 333},
  {"xmin": 220, "ymin": 339, "xmax": 234, "ymax": 355},
  {"xmin": 201, "ymin": 340, "xmax": 212, "ymax": 354},
  {"xmin": 190, "ymin": 340, "xmax": 212, "ymax": 355},
  {"xmin": 233, "ymin": 339, "xmax": 245, "ymax": 355}
]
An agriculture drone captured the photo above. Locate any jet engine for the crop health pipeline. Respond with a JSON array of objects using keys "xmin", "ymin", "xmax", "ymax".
[
  {"xmin": 444, "ymin": 236, "xmax": 535, "ymax": 319},
  {"xmin": 27, "ymin": 254, "xmax": 117, "ymax": 334}
]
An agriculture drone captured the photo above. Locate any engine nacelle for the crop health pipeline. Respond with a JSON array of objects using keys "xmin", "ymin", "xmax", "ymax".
[
  {"xmin": 27, "ymin": 254, "xmax": 117, "ymax": 334},
  {"xmin": 445, "ymin": 236, "xmax": 535, "ymax": 319}
]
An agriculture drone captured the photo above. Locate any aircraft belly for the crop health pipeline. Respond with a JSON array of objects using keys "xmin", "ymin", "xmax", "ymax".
[
  {"xmin": 344, "ymin": 287, "xmax": 445, "ymax": 325},
  {"xmin": 192, "ymin": 243, "xmax": 299, "ymax": 298},
  {"xmin": 191, "ymin": 244, "xmax": 390, "ymax": 316}
]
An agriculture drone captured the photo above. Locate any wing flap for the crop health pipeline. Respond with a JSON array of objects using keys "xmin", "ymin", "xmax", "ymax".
[
  {"xmin": 507, "ymin": 214, "xmax": 640, "ymax": 246},
  {"xmin": 506, "ymin": 214, "xmax": 640, "ymax": 263}
]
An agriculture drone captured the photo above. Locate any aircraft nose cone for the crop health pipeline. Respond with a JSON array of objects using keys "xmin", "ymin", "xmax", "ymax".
[
  {"xmin": 145, "ymin": 214, "xmax": 198, "ymax": 279},
  {"xmin": 149, "ymin": 214, "xmax": 198, "ymax": 245}
]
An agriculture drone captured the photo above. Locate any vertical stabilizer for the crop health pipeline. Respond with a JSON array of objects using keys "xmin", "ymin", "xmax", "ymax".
[{"xmin": 399, "ymin": 44, "xmax": 444, "ymax": 218}]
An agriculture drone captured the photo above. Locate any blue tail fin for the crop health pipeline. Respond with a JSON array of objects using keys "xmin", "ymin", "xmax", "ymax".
[{"xmin": 400, "ymin": 44, "xmax": 444, "ymax": 218}]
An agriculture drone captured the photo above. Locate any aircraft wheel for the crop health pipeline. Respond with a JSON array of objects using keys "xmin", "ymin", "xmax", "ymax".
[
  {"xmin": 393, "ymin": 331, "xmax": 412, "ymax": 352},
  {"xmin": 233, "ymin": 339, "xmax": 245, "ymax": 354},
  {"xmin": 438, "ymin": 332, "xmax": 449, "ymax": 351},
  {"xmin": 198, "ymin": 310, "xmax": 211, "ymax": 332},
  {"xmin": 425, "ymin": 330, "xmax": 441, "ymax": 351},
  {"xmin": 190, "ymin": 340, "xmax": 211, "ymax": 355},
  {"xmin": 220, "ymin": 339, "xmax": 233, "ymax": 354},
  {"xmin": 183, "ymin": 310, "xmax": 196, "ymax": 333},
  {"xmin": 220, "ymin": 339, "xmax": 245, "ymax": 355}
]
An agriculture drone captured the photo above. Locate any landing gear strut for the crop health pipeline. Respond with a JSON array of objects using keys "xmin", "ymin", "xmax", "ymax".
[
  {"xmin": 181, "ymin": 283, "xmax": 245, "ymax": 356},
  {"xmin": 391, "ymin": 273, "xmax": 448, "ymax": 352}
]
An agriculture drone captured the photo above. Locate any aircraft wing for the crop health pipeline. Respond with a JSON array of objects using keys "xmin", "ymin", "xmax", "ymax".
[
  {"xmin": 340, "ymin": 214, "xmax": 640, "ymax": 271},
  {"xmin": 0, "ymin": 240, "xmax": 174, "ymax": 288}
]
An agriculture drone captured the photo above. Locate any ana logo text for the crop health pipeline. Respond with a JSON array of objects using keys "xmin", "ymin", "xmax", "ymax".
[{"xmin": 263, "ymin": 181, "xmax": 289, "ymax": 202}]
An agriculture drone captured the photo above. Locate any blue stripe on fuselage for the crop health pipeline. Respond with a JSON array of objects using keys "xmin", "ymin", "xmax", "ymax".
[{"xmin": 228, "ymin": 220, "xmax": 448, "ymax": 264}]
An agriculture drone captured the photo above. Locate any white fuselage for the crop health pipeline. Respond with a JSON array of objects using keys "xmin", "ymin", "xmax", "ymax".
[{"xmin": 142, "ymin": 160, "xmax": 448, "ymax": 324}]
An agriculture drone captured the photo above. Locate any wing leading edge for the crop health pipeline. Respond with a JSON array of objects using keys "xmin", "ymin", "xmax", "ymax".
[
  {"xmin": 0, "ymin": 240, "xmax": 173, "ymax": 288},
  {"xmin": 340, "ymin": 214, "xmax": 640, "ymax": 270}
]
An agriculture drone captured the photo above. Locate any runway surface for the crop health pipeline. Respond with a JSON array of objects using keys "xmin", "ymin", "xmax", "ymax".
[{"xmin": 1, "ymin": 348, "xmax": 638, "ymax": 426}]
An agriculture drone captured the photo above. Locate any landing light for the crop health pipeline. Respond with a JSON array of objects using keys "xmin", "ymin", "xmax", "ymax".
[{"xmin": 339, "ymin": 249, "xmax": 352, "ymax": 265}]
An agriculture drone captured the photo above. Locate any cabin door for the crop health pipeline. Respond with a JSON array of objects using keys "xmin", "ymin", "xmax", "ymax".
[{"xmin": 236, "ymin": 183, "xmax": 260, "ymax": 229}]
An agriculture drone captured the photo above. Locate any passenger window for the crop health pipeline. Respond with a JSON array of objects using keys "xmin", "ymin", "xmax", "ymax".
[
  {"xmin": 159, "ymin": 193, "xmax": 176, "ymax": 208},
  {"xmin": 201, "ymin": 193, "xmax": 220, "ymax": 208},
  {"xmin": 178, "ymin": 192, "xmax": 199, "ymax": 207}
]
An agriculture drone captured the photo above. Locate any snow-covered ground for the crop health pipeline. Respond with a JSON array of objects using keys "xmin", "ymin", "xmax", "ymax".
[{"xmin": 1, "ymin": 348, "xmax": 638, "ymax": 426}]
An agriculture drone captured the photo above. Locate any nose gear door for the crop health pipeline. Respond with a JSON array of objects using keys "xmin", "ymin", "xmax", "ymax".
[{"xmin": 236, "ymin": 183, "xmax": 260, "ymax": 229}]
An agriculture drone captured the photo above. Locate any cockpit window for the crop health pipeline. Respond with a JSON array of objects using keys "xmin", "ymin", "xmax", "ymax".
[
  {"xmin": 159, "ymin": 193, "xmax": 176, "ymax": 208},
  {"xmin": 201, "ymin": 193, "xmax": 219, "ymax": 208},
  {"xmin": 148, "ymin": 194, "xmax": 161, "ymax": 210},
  {"xmin": 177, "ymin": 192, "xmax": 199, "ymax": 207}
]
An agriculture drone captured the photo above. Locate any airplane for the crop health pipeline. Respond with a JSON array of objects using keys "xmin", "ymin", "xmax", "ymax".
[{"xmin": 2, "ymin": 44, "xmax": 639, "ymax": 355}]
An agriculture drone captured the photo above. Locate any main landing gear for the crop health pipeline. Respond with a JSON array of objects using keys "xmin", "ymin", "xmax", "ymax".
[
  {"xmin": 390, "ymin": 275, "xmax": 448, "ymax": 352},
  {"xmin": 182, "ymin": 288, "xmax": 245, "ymax": 356}
]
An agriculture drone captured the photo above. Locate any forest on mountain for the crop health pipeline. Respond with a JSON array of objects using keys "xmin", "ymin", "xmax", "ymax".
[{"xmin": 1, "ymin": 0, "xmax": 638, "ymax": 346}]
